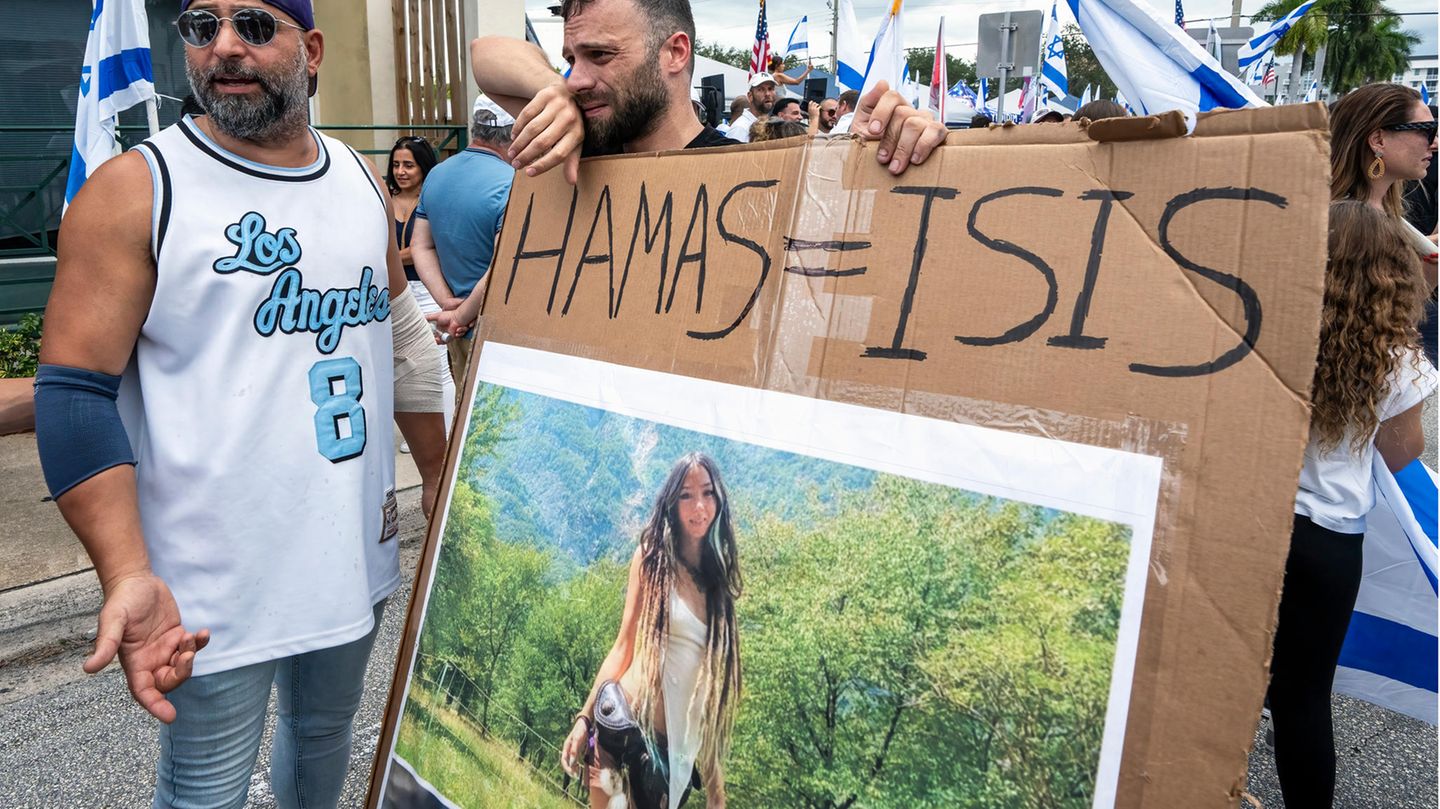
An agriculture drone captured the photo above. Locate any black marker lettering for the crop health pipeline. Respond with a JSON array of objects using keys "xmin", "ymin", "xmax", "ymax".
[
  {"xmin": 954, "ymin": 186, "xmax": 1061, "ymax": 347},
  {"xmin": 1130, "ymin": 187, "xmax": 1284, "ymax": 377},
  {"xmin": 667, "ymin": 185, "xmax": 709, "ymax": 314},
  {"xmin": 688, "ymin": 179, "xmax": 780, "ymax": 341},
  {"xmin": 864, "ymin": 186, "xmax": 959, "ymax": 361},
  {"xmin": 1047, "ymin": 189, "xmax": 1134, "ymax": 350},
  {"xmin": 617, "ymin": 183, "xmax": 673, "ymax": 318},
  {"xmin": 561, "ymin": 185, "xmax": 614, "ymax": 316},
  {"xmin": 504, "ymin": 187, "xmax": 579, "ymax": 311}
]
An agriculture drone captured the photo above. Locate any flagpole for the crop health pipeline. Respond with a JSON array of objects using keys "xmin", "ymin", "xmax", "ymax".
[{"xmin": 144, "ymin": 98, "xmax": 159, "ymax": 137}]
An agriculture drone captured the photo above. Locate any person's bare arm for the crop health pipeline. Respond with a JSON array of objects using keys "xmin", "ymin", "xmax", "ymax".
[
  {"xmin": 0, "ymin": 377, "xmax": 35, "ymax": 434},
  {"xmin": 560, "ymin": 546, "xmax": 647, "ymax": 775},
  {"xmin": 470, "ymin": 36, "xmax": 583, "ymax": 183},
  {"xmin": 410, "ymin": 218, "xmax": 460, "ymax": 310},
  {"xmin": 42, "ymin": 151, "xmax": 208, "ymax": 722},
  {"xmin": 1376, "ymin": 400, "xmax": 1426, "ymax": 472}
]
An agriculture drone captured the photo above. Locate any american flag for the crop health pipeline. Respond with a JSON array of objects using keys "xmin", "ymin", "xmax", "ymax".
[
  {"xmin": 1263, "ymin": 62, "xmax": 1277, "ymax": 87},
  {"xmin": 750, "ymin": 0, "xmax": 770, "ymax": 77},
  {"xmin": 1174, "ymin": 0, "xmax": 1184, "ymax": 26}
]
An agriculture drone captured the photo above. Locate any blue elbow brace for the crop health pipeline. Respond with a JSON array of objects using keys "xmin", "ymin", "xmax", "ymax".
[{"xmin": 34, "ymin": 364, "xmax": 136, "ymax": 499}]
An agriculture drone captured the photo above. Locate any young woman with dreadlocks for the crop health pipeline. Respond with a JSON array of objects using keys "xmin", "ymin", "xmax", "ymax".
[{"xmin": 560, "ymin": 452, "xmax": 743, "ymax": 809}]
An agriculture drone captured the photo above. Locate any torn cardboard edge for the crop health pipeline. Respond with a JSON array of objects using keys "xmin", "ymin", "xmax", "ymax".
[{"xmin": 368, "ymin": 105, "xmax": 1331, "ymax": 809}]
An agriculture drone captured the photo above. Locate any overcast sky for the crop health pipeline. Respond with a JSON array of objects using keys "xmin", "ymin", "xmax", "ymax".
[{"xmin": 525, "ymin": 0, "xmax": 1436, "ymax": 66}]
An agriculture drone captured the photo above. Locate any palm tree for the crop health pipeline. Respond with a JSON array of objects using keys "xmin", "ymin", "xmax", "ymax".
[
  {"xmin": 1252, "ymin": 0, "xmax": 1330, "ymax": 99},
  {"xmin": 1324, "ymin": 4, "xmax": 1419, "ymax": 92},
  {"xmin": 1251, "ymin": 0, "xmax": 1416, "ymax": 97}
]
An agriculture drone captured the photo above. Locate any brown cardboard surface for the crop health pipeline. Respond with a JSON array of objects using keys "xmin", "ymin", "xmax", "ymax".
[{"xmin": 370, "ymin": 106, "xmax": 1330, "ymax": 807}]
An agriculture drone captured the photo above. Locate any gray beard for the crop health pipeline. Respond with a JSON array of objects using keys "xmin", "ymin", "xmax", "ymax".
[{"xmin": 186, "ymin": 47, "xmax": 310, "ymax": 145}]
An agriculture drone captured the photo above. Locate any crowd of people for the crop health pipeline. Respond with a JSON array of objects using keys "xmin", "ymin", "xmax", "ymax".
[{"xmin": 21, "ymin": 0, "xmax": 1437, "ymax": 807}]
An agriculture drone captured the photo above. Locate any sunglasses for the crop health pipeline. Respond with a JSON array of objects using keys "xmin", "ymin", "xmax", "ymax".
[
  {"xmin": 1385, "ymin": 121, "xmax": 1438, "ymax": 141},
  {"xmin": 176, "ymin": 8, "xmax": 303, "ymax": 48}
]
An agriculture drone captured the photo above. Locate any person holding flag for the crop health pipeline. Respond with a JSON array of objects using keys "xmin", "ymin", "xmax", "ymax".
[{"xmin": 65, "ymin": 0, "xmax": 158, "ymax": 209}]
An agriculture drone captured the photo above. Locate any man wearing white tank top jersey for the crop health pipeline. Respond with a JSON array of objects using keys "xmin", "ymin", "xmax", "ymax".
[{"xmin": 35, "ymin": 2, "xmax": 415, "ymax": 806}]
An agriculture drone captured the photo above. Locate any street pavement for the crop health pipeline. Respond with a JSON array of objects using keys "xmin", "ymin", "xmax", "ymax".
[{"xmin": 0, "ymin": 407, "xmax": 1434, "ymax": 807}]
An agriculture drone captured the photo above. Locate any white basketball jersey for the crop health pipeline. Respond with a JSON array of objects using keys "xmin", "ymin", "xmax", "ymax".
[{"xmin": 123, "ymin": 116, "xmax": 400, "ymax": 676}]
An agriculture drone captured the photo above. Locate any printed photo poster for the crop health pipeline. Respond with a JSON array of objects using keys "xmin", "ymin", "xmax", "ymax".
[{"xmin": 376, "ymin": 342, "xmax": 1163, "ymax": 809}]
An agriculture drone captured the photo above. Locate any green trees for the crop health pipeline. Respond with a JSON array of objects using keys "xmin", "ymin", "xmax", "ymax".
[
  {"xmin": 1251, "ymin": 0, "xmax": 1418, "ymax": 95},
  {"xmin": 1060, "ymin": 25, "xmax": 1116, "ymax": 101},
  {"xmin": 404, "ymin": 391, "xmax": 1133, "ymax": 806}
]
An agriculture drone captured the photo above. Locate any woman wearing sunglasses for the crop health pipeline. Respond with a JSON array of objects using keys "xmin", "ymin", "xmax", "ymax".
[{"xmin": 1330, "ymin": 83, "xmax": 1439, "ymax": 272}]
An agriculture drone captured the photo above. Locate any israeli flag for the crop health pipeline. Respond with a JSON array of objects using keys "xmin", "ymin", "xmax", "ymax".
[
  {"xmin": 1068, "ymin": 0, "xmax": 1264, "ymax": 128},
  {"xmin": 1042, "ymin": 3, "xmax": 1069, "ymax": 102},
  {"xmin": 66, "ymin": 0, "xmax": 156, "ymax": 209},
  {"xmin": 1303, "ymin": 78, "xmax": 1319, "ymax": 102},
  {"xmin": 860, "ymin": 0, "xmax": 906, "ymax": 100},
  {"xmin": 1423, "ymin": 84, "xmax": 1431, "ymax": 106},
  {"xmin": 1237, "ymin": 0, "xmax": 1317, "ymax": 71},
  {"xmin": 950, "ymin": 80, "xmax": 979, "ymax": 108},
  {"xmin": 1333, "ymin": 459, "xmax": 1438, "ymax": 725},
  {"xmin": 836, "ymin": 0, "xmax": 867, "ymax": 91},
  {"xmin": 784, "ymin": 15, "xmax": 809, "ymax": 58}
]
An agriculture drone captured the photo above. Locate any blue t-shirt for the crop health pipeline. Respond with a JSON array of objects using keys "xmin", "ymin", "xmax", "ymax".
[{"xmin": 415, "ymin": 147, "xmax": 514, "ymax": 298}]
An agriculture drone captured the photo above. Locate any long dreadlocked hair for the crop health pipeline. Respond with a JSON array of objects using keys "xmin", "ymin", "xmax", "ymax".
[
  {"xmin": 1311, "ymin": 200, "xmax": 1427, "ymax": 452},
  {"xmin": 629, "ymin": 452, "xmax": 742, "ymax": 790}
]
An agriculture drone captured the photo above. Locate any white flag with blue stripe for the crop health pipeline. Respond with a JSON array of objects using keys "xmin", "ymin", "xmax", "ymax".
[
  {"xmin": 1067, "ymin": 0, "xmax": 1264, "ymax": 128},
  {"xmin": 66, "ymin": 0, "xmax": 155, "ymax": 209},
  {"xmin": 1303, "ymin": 79, "xmax": 1319, "ymax": 102},
  {"xmin": 860, "ymin": 0, "xmax": 906, "ymax": 100},
  {"xmin": 1333, "ymin": 458, "xmax": 1438, "ymax": 725},
  {"xmin": 836, "ymin": 0, "xmax": 867, "ymax": 91},
  {"xmin": 1237, "ymin": 0, "xmax": 1316, "ymax": 71},
  {"xmin": 784, "ymin": 15, "xmax": 809, "ymax": 58},
  {"xmin": 1042, "ymin": 3, "xmax": 1069, "ymax": 102}
]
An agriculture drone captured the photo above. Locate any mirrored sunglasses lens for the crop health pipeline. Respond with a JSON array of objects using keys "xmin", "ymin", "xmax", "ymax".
[
  {"xmin": 178, "ymin": 11, "xmax": 219, "ymax": 46},
  {"xmin": 232, "ymin": 9, "xmax": 278, "ymax": 45}
]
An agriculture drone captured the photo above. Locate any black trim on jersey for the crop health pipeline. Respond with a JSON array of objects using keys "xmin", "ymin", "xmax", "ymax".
[
  {"xmin": 133, "ymin": 142, "xmax": 175, "ymax": 262},
  {"xmin": 343, "ymin": 146, "xmax": 389, "ymax": 216},
  {"xmin": 179, "ymin": 118, "xmax": 332, "ymax": 182}
]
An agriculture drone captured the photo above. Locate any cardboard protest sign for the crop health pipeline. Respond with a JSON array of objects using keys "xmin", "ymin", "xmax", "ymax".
[{"xmin": 371, "ymin": 103, "xmax": 1331, "ymax": 808}]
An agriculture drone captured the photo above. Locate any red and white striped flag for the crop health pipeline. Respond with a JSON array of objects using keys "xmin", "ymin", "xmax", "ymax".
[
  {"xmin": 750, "ymin": 0, "xmax": 770, "ymax": 77},
  {"xmin": 929, "ymin": 17, "xmax": 946, "ymax": 120}
]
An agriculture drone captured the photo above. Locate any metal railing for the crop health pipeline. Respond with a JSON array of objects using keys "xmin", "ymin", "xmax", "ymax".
[{"xmin": 0, "ymin": 123, "xmax": 467, "ymax": 320}]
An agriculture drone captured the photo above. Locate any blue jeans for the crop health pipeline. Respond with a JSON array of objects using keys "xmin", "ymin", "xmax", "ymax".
[{"xmin": 153, "ymin": 600, "xmax": 386, "ymax": 809}]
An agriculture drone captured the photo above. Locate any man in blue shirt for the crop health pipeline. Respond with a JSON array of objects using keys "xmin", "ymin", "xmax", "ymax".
[{"xmin": 412, "ymin": 97, "xmax": 516, "ymax": 408}]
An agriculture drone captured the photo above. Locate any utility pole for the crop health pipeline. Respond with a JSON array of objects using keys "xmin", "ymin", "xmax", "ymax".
[
  {"xmin": 1230, "ymin": 0, "xmax": 1242, "ymax": 28},
  {"xmin": 831, "ymin": 0, "xmax": 839, "ymax": 74}
]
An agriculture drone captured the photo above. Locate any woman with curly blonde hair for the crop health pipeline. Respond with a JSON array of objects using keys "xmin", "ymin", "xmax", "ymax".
[
  {"xmin": 1267, "ymin": 200, "xmax": 1436, "ymax": 808},
  {"xmin": 561, "ymin": 453, "xmax": 742, "ymax": 809}
]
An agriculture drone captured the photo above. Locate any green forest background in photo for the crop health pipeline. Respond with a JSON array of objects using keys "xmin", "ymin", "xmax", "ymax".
[{"xmin": 390, "ymin": 383, "xmax": 1135, "ymax": 808}]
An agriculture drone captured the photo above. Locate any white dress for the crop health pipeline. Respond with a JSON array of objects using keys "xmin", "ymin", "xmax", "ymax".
[{"xmin": 663, "ymin": 591, "xmax": 707, "ymax": 809}]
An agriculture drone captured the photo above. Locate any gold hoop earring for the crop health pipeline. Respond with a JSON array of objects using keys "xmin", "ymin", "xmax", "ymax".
[{"xmin": 1368, "ymin": 153, "xmax": 1386, "ymax": 180}]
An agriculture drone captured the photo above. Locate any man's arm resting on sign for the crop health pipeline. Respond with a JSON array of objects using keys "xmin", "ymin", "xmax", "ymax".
[
  {"xmin": 471, "ymin": 37, "xmax": 584, "ymax": 183},
  {"xmin": 410, "ymin": 217, "xmax": 460, "ymax": 310},
  {"xmin": 39, "ymin": 151, "xmax": 208, "ymax": 722}
]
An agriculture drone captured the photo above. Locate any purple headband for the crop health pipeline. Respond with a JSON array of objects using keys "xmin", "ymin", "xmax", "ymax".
[{"xmin": 179, "ymin": 0, "xmax": 316, "ymax": 30}]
